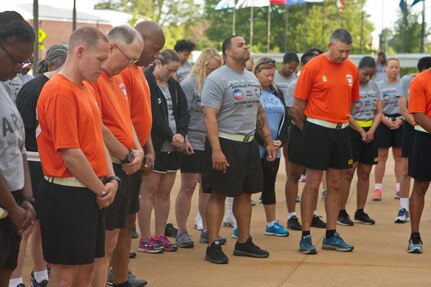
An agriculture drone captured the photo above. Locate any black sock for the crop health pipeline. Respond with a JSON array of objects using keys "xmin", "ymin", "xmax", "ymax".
[
  {"xmin": 113, "ymin": 281, "xmax": 130, "ymax": 287},
  {"xmin": 302, "ymin": 231, "xmax": 310, "ymax": 237},
  {"xmin": 339, "ymin": 209, "xmax": 347, "ymax": 216},
  {"xmin": 411, "ymin": 232, "xmax": 421, "ymax": 244},
  {"xmin": 356, "ymin": 209, "xmax": 364, "ymax": 214},
  {"xmin": 326, "ymin": 229, "xmax": 336, "ymax": 239}
]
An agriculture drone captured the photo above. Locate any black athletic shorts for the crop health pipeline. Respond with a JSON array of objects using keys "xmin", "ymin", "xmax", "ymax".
[
  {"xmin": 28, "ymin": 161, "xmax": 43, "ymax": 201},
  {"xmin": 401, "ymin": 121, "xmax": 414, "ymax": 158},
  {"xmin": 202, "ymin": 137, "xmax": 264, "ymax": 197},
  {"xmin": 180, "ymin": 150, "xmax": 205, "ymax": 174},
  {"xmin": 302, "ymin": 121, "xmax": 353, "ymax": 170},
  {"xmin": 287, "ymin": 123, "xmax": 305, "ymax": 166},
  {"xmin": 154, "ymin": 151, "xmax": 181, "ymax": 173},
  {"xmin": 375, "ymin": 117, "xmax": 403, "ymax": 148},
  {"xmin": 128, "ymin": 171, "xmax": 142, "ymax": 214},
  {"xmin": 0, "ymin": 191, "xmax": 22, "ymax": 270},
  {"xmin": 409, "ymin": 130, "xmax": 431, "ymax": 181},
  {"xmin": 105, "ymin": 163, "xmax": 130, "ymax": 230},
  {"xmin": 37, "ymin": 180, "xmax": 105, "ymax": 265},
  {"xmin": 350, "ymin": 127, "xmax": 378, "ymax": 165}
]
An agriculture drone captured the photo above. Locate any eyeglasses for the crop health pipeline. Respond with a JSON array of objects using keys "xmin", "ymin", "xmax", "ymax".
[
  {"xmin": 114, "ymin": 43, "xmax": 138, "ymax": 64},
  {"xmin": 255, "ymin": 59, "xmax": 276, "ymax": 70},
  {"xmin": 162, "ymin": 65, "xmax": 178, "ymax": 74},
  {"xmin": 0, "ymin": 43, "xmax": 32, "ymax": 70}
]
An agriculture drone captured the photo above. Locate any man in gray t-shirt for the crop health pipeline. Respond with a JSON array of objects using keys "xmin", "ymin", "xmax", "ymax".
[{"xmin": 201, "ymin": 35, "xmax": 275, "ymax": 264}]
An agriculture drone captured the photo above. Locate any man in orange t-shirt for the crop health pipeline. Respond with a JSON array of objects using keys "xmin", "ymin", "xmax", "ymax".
[
  {"xmin": 36, "ymin": 27, "xmax": 119, "ymax": 287},
  {"xmin": 292, "ymin": 29, "xmax": 359, "ymax": 255},
  {"xmin": 89, "ymin": 26, "xmax": 145, "ymax": 287},
  {"xmin": 406, "ymin": 69, "xmax": 431, "ymax": 254}
]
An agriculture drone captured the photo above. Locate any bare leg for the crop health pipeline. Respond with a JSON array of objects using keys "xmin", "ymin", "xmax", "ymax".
[
  {"xmin": 30, "ymin": 221, "xmax": 47, "ymax": 271},
  {"xmin": 175, "ymin": 173, "xmax": 199, "ymax": 232},
  {"xmin": 198, "ymin": 185, "xmax": 210, "ymax": 230},
  {"xmin": 393, "ymin": 147, "xmax": 403, "ymax": 184},
  {"xmin": 285, "ymin": 162, "xmax": 304, "ymax": 213},
  {"xmin": 47, "ymin": 264, "xmax": 79, "ymax": 287},
  {"xmin": 375, "ymin": 148, "xmax": 389, "ymax": 187},
  {"xmin": 206, "ymin": 192, "xmax": 226, "ymax": 244},
  {"xmin": 399, "ymin": 157, "xmax": 411, "ymax": 199},
  {"xmin": 356, "ymin": 163, "xmax": 373, "ymax": 209},
  {"xmin": 154, "ymin": 172, "xmax": 177, "ymax": 236},
  {"xmin": 92, "ymin": 229, "xmax": 119, "ymax": 287},
  {"xmin": 339, "ymin": 163, "xmax": 357, "ymax": 210},
  {"xmin": 409, "ymin": 180, "xmax": 430, "ymax": 233},
  {"xmin": 233, "ymin": 193, "xmax": 252, "ymax": 243},
  {"xmin": 10, "ymin": 226, "xmax": 32, "ymax": 282},
  {"xmin": 301, "ymin": 169, "xmax": 323, "ymax": 231},
  {"xmin": 137, "ymin": 172, "xmax": 161, "ymax": 239},
  {"xmin": 72, "ymin": 264, "xmax": 95, "ymax": 287},
  {"xmin": 325, "ymin": 168, "xmax": 344, "ymax": 230}
]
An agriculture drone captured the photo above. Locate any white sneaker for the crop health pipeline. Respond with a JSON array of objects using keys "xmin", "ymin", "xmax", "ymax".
[
  {"xmin": 395, "ymin": 208, "xmax": 410, "ymax": 223},
  {"xmin": 194, "ymin": 213, "xmax": 203, "ymax": 230},
  {"xmin": 223, "ymin": 213, "xmax": 237, "ymax": 228}
]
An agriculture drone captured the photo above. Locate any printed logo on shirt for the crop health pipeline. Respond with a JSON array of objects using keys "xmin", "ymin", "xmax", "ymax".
[
  {"xmin": 233, "ymin": 88, "xmax": 244, "ymax": 100},
  {"xmin": 346, "ymin": 74, "xmax": 353, "ymax": 87},
  {"xmin": 322, "ymin": 75, "xmax": 328, "ymax": 82},
  {"xmin": 382, "ymin": 93, "xmax": 391, "ymax": 103},
  {"xmin": 195, "ymin": 98, "xmax": 203, "ymax": 109},
  {"xmin": 119, "ymin": 83, "xmax": 128, "ymax": 100},
  {"xmin": 354, "ymin": 100, "xmax": 363, "ymax": 110},
  {"xmin": 2, "ymin": 113, "xmax": 23, "ymax": 137}
]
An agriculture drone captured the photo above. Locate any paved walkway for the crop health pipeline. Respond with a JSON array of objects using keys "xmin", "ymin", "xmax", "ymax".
[{"xmin": 22, "ymin": 157, "xmax": 431, "ymax": 286}]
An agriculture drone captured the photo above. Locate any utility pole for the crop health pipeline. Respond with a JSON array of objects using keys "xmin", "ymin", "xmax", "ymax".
[{"xmin": 33, "ymin": 0, "xmax": 39, "ymax": 64}]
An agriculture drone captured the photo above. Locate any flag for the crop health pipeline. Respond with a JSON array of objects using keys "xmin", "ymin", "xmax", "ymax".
[
  {"xmin": 270, "ymin": 0, "xmax": 286, "ymax": 4},
  {"xmin": 399, "ymin": 0, "xmax": 406, "ymax": 10},
  {"xmin": 236, "ymin": 0, "xmax": 270, "ymax": 8},
  {"xmin": 286, "ymin": 0, "xmax": 304, "ymax": 6},
  {"xmin": 412, "ymin": 0, "xmax": 423, "ymax": 6},
  {"xmin": 336, "ymin": 0, "xmax": 345, "ymax": 8},
  {"xmin": 215, "ymin": 0, "xmax": 235, "ymax": 10}
]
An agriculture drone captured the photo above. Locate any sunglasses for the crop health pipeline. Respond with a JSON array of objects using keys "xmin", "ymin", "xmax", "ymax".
[
  {"xmin": 256, "ymin": 59, "xmax": 276, "ymax": 69},
  {"xmin": 0, "ymin": 43, "xmax": 32, "ymax": 70},
  {"xmin": 114, "ymin": 43, "xmax": 138, "ymax": 65}
]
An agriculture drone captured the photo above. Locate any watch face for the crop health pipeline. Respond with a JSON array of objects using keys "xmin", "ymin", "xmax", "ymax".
[{"xmin": 128, "ymin": 151, "xmax": 135, "ymax": 162}]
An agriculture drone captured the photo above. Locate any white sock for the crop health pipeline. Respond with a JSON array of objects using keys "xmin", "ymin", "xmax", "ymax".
[
  {"xmin": 313, "ymin": 211, "xmax": 318, "ymax": 216},
  {"xmin": 9, "ymin": 277, "xmax": 23, "ymax": 287},
  {"xmin": 226, "ymin": 197, "xmax": 234, "ymax": 215},
  {"xmin": 396, "ymin": 182, "xmax": 400, "ymax": 192},
  {"xmin": 288, "ymin": 212, "xmax": 297, "ymax": 219},
  {"xmin": 266, "ymin": 220, "xmax": 277, "ymax": 227},
  {"xmin": 34, "ymin": 270, "xmax": 49, "ymax": 283},
  {"xmin": 375, "ymin": 183, "xmax": 382, "ymax": 190},
  {"xmin": 400, "ymin": 198, "xmax": 409, "ymax": 210}
]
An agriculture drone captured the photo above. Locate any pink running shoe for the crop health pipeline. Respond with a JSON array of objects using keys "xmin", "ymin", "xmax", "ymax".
[
  {"xmin": 156, "ymin": 235, "xmax": 178, "ymax": 252},
  {"xmin": 372, "ymin": 189, "xmax": 382, "ymax": 201},
  {"xmin": 138, "ymin": 237, "xmax": 164, "ymax": 254}
]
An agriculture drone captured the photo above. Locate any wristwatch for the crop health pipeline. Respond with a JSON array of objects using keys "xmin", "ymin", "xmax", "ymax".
[
  {"xmin": 22, "ymin": 196, "xmax": 36, "ymax": 208},
  {"xmin": 103, "ymin": 176, "xmax": 121, "ymax": 185},
  {"xmin": 121, "ymin": 149, "xmax": 135, "ymax": 164}
]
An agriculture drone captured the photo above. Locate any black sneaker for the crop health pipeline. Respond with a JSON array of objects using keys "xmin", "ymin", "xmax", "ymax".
[
  {"xmin": 354, "ymin": 211, "xmax": 375, "ymax": 225},
  {"xmin": 107, "ymin": 269, "xmax": 147, "ymax": 287},
  {"xmin": 205, "ymin": 240, "xmax": 229, "ymax": 264},
  {"xmin": 131, "ymin": 224, "xmax": 139, "ymax": 239},
  {"xmin": 129, "ymin": 250, "xmax": 137, "ymax": 259},
  {"xmin": 164, "ymin": 223, "xmax": 178, "ymax": 237},
  {"xmin": 287, "ymin": 215, "xmax": 302, "ymax": 231},
  {"xmin": 233, "ymin": 236, "xmax": 269, "ymax": 258},
  {"xmin": 337, "ymin": 211, "xmax": 354, "ymax": 226},
  {"xmin": 311, "ymin": 215, "xmax": 327, "ymax": 228}
]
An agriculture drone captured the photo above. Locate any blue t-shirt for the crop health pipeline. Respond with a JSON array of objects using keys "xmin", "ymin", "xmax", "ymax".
[{"xmin": 259, "ymin": 90, "xmax": 284, "ymax": 159}]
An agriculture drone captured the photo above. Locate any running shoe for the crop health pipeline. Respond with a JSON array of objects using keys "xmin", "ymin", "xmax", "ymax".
[
  {"xmin": 394, "ymin": 191, "xmax": 400, "ymax": 200},
  {"xmin": 299, "ymin": 174, "xmax": 306, "ymax": 182},
  {"xmin": 250, "ymin": 199, "xmax": 256, "ymax": 206},
  {"xmin": 175, "ymin": 231, "xmax": 194, "ymax": 248},
  {"xmin": 299, "ymin": 235, "xmax": 317, "ymax": 254},
  {"xmin": 321, "ymin": 188, "xmax": 327, "ymax": 201},
  {"xmin": 164, "ymin": 223, "xmax": 178, "ymax": 237},
  {"xmin": 131, "ymin": 224, "xmax": 139, "ymax": 239},
  {"xmin": 129, "ymin": 250, "xmax": 137, "ymax": 259},
  {"xmin": 287, "ymin": 215, "xmax": 302, "ymax": 231},
  {"xmin": 107, "ymin": 269, "xmax": 147, "ymax": 287},
  {"xmin": 395, "ymin": 208, "xmax": 410, "ymax": 223},
  {"xmin": 205, "ymin": 240, "xmax": 229, "ymax": 264},
  {"xmin": 296, "ymin": 196, "xmax": 301, "ymax": 203},
  {"xmin": 311, "ymin": 215, "xmax": 327, "ymax": 228},
  {"xmin": 354, "ymin": 211, "xmax": 375, "ymax": 225},
  {"xmin": 322, "ymin": 233, "xmax": 354, "ymax": 252},
  {"xmin": 408, "ymin": 239, "xmax": 423, "ymax": 254},
  {"xmin": 156, "ymin": 235, "xmax": 178, "ymax": 252},
  {"xmin": 372, "ymin": 189, "xmax": 382, "ymax": 201},
  {"xmin": 337, "ymin": 211, "xmax": 354, "ymax": 226},
  {"xmin": 137, "ymin": 237, "xmax": 164, "ymax": 254},
  {"xmin": 265, "ymin": 221, "xmax": 289, "ymax": 237},
  {"xmin": 232, "ymin": 227, "xmax": 238, "ymax": 239},
  {"xmin": 199, "ymin": 230, "xmax": 227, "ymax": 245},
  {"xmin": 233, "ymin": 236, "xmax": 269, "ymax": 258}
]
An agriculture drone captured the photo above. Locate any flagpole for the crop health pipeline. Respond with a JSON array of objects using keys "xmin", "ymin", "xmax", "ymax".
[
  {"xmin": 360, "ymin": 0, "xmax": 364, "ymax": 53},
  {"xmin": 303, "ymin": 1, "xmax": 307, "ymax": 51},
  {"xmin": 284, "ymin": 5, "xmax": 288, "ymax": 52},
  {"xmin": 420, "ymin": 0, "xmax": 425, "ymax": 52},
  {"xmin": 267, "ymin": 5, "xmax": 271, "ymax": 53},
  {"xmin": 233, "ymin": 0, "xmax": 237, "ymax": 35},
  {"xmin": 250, "ymin": 7, "xmax": 254, "ymax": 50},
  {"xmin": 321, "ymin": 0, "xmax": 325, "ymax": 50}
]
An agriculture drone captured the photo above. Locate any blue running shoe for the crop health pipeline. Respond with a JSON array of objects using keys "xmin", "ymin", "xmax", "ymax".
[
  {"xmin": 408, "ymin": 239, "xmax": 423, "ymax": 254},
  {"xmin": 322, "ymin": 233, "xmax": 354, "ymax": 252},
  {"xmin": 232, "ymin": 227, "xmax": 238, "ymax": 239},
  {"xmin": 299, "ymin": 235, "xmax": 317, "ymax": 254},
  {"xmin": 265, "ymin": 221, "xmax": 289, "ymax": 237}
]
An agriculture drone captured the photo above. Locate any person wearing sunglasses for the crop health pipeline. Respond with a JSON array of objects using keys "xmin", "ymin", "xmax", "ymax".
[
  {"xmin": 0, "ymin": 11, "xmax": 36, "ymax": 287},
  {"xmin": 253, "ymin": 57, "xmax": 290, "ymax": 238}
]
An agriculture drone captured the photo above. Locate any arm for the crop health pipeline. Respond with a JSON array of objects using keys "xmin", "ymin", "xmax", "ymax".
[
  {"xmin": 19, "ymin": 154, "xmax": 36, "ymax": 232},
  {"xmin": 412, "ymin": 113, "xmax": 431, "ymax": 133},
  {"xmin": 102, "ymin": 124, "xmax": 129, "ymax": 160},
  {"xmin": 256, "ymin": 104, "xmax": 276, "ymax": 161},
  {"xmin": 399, "ymin": 97, "xmax": 415, "ymax": 125},
  {"xmin": 96, "ymin": 147, "xmax": 118, "ymax": 208},
  {"xmin": 0, "ymin": 174, "xmax": 27, "ymax": 233},
  {"xmin": 203, "ymin": 107, "xmax": 229, "ymax": 173},
  {"xmin": 141, "ymin": 137, "xmax": 155, "ymax": 175},
  {"xmin": 292, "ymin": 98, "xmax": 307, "ymax": 131},
  {"xmin": 122, "ymin": 127, "xmax": 144, "ymax": 174}
]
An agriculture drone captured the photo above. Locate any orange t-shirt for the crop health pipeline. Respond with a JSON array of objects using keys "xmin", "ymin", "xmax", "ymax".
[
  {"xmin": 36, "ymin": 74, "xmax": 107, "ymax": 177},
  {"xmin": 294, "ymin": 54, "xmax": 360, "ymax": 123},
  {"xmin": 409, "ymin": 69, "xmax": 431, "ymax": 118},
  {"xmin": 121, "ymin": 64, "xmax": 153, "ymax": 146},
  {"xmin": 89, "ymin": 70, "xmax": 135, "ymax": 150}
]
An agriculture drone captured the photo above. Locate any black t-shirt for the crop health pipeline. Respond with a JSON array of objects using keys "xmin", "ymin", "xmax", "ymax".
[{"xmin": 15, "ymin": 75, "xmax": 49, "ymax": 152}]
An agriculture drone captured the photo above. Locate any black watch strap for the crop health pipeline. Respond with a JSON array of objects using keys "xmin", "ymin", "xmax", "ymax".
[{"xmin": 103, "ymin": 176, "xmax": 121, "ymax": 185}]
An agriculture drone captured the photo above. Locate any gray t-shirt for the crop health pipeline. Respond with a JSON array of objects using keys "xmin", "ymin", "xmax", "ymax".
[
  {"xmin": 284, "ymin": 79, "xmax": 297, "ymax": 108},
  {"xmin": 375, "ymin": 63, "xmax": 386, "ymax": 82},
  {"xmin": 0, "ymin": 84, "xmax": 25, "ymax": 192},
  {"xmin": 5, "ymin": 73, "xmax": 33, "ymax": 102},
  {"xmin": 396, "ymin": 73, "xmax": 415, "ymax": 107},
  {"xmin": 274, "ymin": 70, "xmax": 297, "ymax": 98},
  {"xmin": 177, "ymin": 61, "xmax": 192, "ymax": 83},
  {"xmin": 202, "ymin": 65, "xmax": 261, "ymax": 135},
  {"xmin": 377, "ymin": 79, "xmax": 401, "ymax": 115},
  {"xmin": 181, "ymin": 76, "xmax": 205, "ymax": 151},
  {"xmin": 158, "ymin": 83, "xmax": 176, "ymax": 152},
  {"xmin": 352, "ymin": 80, "xmax": 382, "ymax": 121}
]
